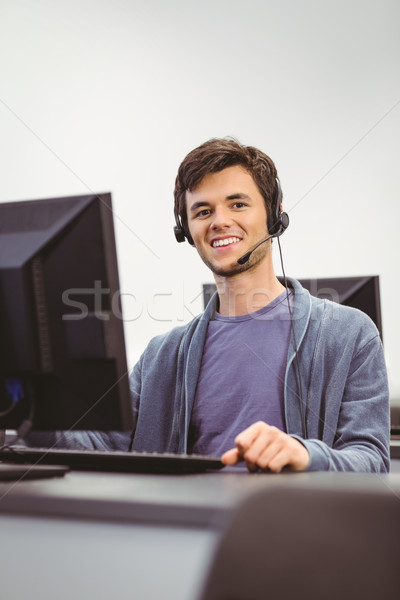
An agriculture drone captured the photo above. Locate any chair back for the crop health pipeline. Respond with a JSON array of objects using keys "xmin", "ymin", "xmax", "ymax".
[{"xmin": 198, "ymin": 484, "xmax": 400, "ymax": 600}]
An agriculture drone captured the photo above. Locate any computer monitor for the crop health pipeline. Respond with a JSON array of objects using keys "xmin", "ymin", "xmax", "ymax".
[
  {"xmin": 202, "ymin": 276, "xmax": 383, "ymax": 340},
  {"xmin": 0, "ymin": 193, "xmax": 133, "ymax": 433},
  {"xmin": 297, "ymin": 276, "xmax": 383, "ymax": 340}
]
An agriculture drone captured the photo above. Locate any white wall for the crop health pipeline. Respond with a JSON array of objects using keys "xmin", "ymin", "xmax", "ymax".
[{"xmin": 1, "ymin": 0, "xmax": 399, "ymax": 402}]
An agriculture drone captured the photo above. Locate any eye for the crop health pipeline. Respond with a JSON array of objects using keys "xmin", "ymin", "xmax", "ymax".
[
  {"xmin": 196, "ymin": 208, "xmax": 211, "ymax": 218},
  {"xmin": 232, "ymin": 202, "xmax": 247, "ymax": 209}
]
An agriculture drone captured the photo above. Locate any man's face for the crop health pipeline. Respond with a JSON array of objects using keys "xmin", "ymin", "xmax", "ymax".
[{"xmin": 185, "ymin": 165, "xmax": 270, "ymax": 277}]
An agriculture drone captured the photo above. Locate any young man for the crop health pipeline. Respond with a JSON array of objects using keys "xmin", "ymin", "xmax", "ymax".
[
  {"xmin": 27, "ymin": 138, "xmax": 390, "ymax": 472},
  {"xmin": 128, "ymin": 138, "xmax": 390, "ymax": 472}
]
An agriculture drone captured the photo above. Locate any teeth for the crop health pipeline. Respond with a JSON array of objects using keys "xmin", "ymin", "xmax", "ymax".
[{"xmin": 212, "ymin": 237, "xmax": 240, "ymax": 248}]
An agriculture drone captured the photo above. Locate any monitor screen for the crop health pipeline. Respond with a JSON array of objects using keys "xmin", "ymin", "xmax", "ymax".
[
  {"xmin": 0, "ymin": 193, "xmax": 133, "ymax": 432},
  {"xmin": 203, "ymin": 276, "xmax": 383, "ymax": 340},
  {"xmin": 296, "ymin": 276, "xmax": 383, "ymax": 341}
]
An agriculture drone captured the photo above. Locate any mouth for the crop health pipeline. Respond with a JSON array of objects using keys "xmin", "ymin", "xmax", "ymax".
[{"xmin": 211, "ymin": 236, "xmax": 241, "ymax": 248}]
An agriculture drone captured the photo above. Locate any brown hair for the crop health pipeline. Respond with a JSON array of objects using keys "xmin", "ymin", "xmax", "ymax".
[{"xmin": 174, "ymin": 137, "xmax": 279, "ymax": 242}]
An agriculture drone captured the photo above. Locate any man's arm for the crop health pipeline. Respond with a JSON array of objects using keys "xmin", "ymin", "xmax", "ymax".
[{"xmin": 223, "ymin": 327, "xmax": 390, "ymax": 473}]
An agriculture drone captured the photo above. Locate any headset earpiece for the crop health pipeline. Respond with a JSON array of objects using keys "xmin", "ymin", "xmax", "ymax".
[
  {"xmin": 173, "ymin": 207, "xmax": 194, "ymax": 245},
  {"xmin": 269, "ymin": 178, "xmax": 289, "ymax": 236},
  {"xmin": 173, "ymin": 224, "xmax": 186, "ymax": 243}
]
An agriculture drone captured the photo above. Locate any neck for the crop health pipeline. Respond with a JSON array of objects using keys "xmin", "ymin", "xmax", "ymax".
[{"xmin": 214, "ymin": 260, "xmax": 285, "ymax": 316}]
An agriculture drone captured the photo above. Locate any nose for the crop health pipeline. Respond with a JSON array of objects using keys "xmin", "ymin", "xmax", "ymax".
[{"xmin": 211, "ymin": 205, "xmax": 233, "ymax": 230}]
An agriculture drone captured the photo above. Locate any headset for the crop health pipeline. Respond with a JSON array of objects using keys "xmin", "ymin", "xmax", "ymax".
[
  {"xmin": 173, "ymin": 178, "xmax": 289, "ymax": 247},
  {"xmin": 174, "ymin": 204, "xmax": 194, "ymax": 245},
  {"xmin": 267, "ymin": 179, "xmax": 290, "ymax": 237}
]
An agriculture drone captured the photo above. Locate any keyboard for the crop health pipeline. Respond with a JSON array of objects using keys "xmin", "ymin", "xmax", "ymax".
[{"xmin": 0, "ymin": 446, "xmax": 224, "ymax": 475}]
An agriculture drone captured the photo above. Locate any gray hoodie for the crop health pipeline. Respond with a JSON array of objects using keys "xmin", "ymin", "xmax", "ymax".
[{"xmin": 27, "ymin": 278, "xmax": 390, "ymax": 472}]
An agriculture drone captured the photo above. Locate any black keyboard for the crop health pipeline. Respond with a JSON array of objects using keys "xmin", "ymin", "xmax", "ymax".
[{"xmin": 0, "ymin": 446, "xmax": 224, "ymax": 475}]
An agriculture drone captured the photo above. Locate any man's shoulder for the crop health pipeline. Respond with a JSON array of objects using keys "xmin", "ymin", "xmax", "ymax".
[
  {"xmin": 142, "ymin": 312, "xmax": 207, "ymax": 357},
  {"xmin": 142, "ymin": 323, "xmax": 188, "ymax": 353}
]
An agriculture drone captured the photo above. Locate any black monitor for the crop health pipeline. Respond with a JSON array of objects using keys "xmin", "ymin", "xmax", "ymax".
[
  {"xmin": 202, "ymin": 276, "xmax": 383, "ymax": 340},
  {"xmin": 297, "ymin": 276, "xmax": 383, "ymax": 341},
  {"xmin": 0, "ymin": 193, "xmax": 133, "ymax": 433}
]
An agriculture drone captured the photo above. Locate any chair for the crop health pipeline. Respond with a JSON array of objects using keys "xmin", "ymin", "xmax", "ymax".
[{"xmin": 197, "ymin": 483, "xmax": 400, "ymax": 600}]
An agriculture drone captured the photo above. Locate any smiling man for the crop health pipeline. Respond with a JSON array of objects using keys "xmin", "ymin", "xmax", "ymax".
[
  {"xmin": 178, "ymin": 161, "xmax": 307, "ymax": 471},
  {"xmin": 25, "ymin": 138, "xmax": 390, "ymax": 472},
  {"xmin": 94, "ymin": 137, "xmax": 390, "ymax": 473},
  {"xmin": 157, "ymin": 137, "xmax": 389, "ymax": 472}
]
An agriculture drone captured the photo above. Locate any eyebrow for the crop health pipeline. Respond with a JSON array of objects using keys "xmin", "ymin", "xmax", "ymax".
[
  {"xmin": 226, "ymin": 193, "xmax": 250, "ymax": 201},
  {"xmin": 188, "ymin": 193, "xmax": 251, "ymax": 214}
]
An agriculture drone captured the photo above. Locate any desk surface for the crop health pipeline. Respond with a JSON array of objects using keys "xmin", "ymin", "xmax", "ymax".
[
  {"xmin": 1, "ymin": 467, "xmax": 400, "ymax": 600},
  {"xmin": 1, "ymin": 467, "xmax": 400, "ymax": 528}
]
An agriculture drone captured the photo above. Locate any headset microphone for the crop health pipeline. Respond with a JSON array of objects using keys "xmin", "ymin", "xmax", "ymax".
[
  {"xmin": 237, "ymin": 233, "xmax": 273, "ymax": 265},
  {"xmin": 237, "ymin": 211, "xmax": 289, "ymax": 265}
]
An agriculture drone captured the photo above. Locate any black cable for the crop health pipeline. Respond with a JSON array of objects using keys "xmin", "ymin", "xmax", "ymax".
[
  {"xmin": 277, "ymin": 238, "xmax": 308, "ymax": 438},
  {"xmin": 0, "ymin": 396, "xmax": 19, "ymax": 418},
  {"xmin": 0, "ymin": 380, "xmax": 35, "ymax": 451},
  {"xmin": 128, "ymin": 426, "xmax": 135, "ymax": 452}
]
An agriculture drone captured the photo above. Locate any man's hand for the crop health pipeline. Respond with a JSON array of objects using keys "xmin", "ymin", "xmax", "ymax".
[{"xmin": 221, "ymin": 421, "xmax": 310, "ymax": 473}]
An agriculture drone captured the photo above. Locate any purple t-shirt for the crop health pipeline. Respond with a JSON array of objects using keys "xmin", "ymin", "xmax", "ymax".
[{"xmin": 188, "ymin": 290, "xmax": 292, "ymax": 456}]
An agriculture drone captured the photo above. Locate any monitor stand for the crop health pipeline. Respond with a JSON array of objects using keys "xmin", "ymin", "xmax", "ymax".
[
  {"xmin": 0, "ymin": 430, "xmax": 69, "ymax": 481},
  {"xmin": 0, "ymin": 462, "xmax": 69, "ymax": 481}
]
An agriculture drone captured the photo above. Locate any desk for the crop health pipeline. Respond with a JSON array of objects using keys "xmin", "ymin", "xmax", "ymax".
[{"xmin": 1, "ymin": 467, "xmax": 400, "ymax": 600}]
